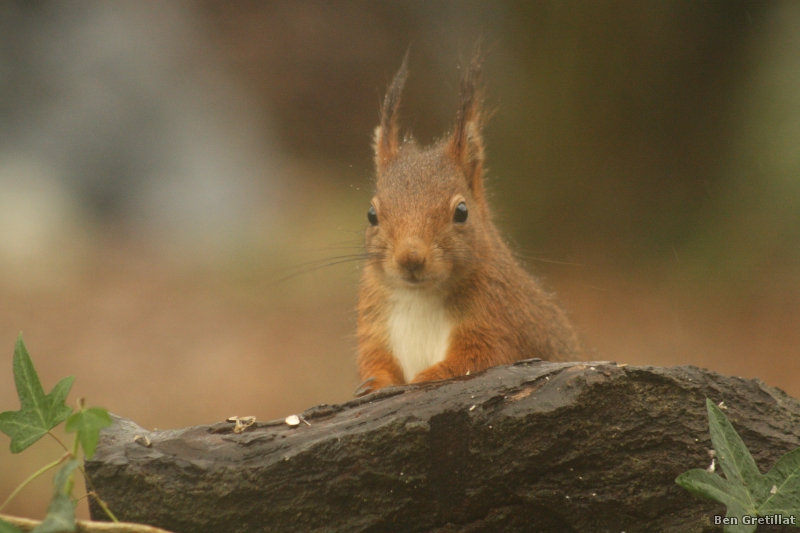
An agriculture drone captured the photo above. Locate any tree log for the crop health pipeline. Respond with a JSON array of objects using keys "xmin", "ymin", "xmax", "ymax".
[{"xmin": 85, "ymin": 360, "xmax": 800, "ymax": 533}]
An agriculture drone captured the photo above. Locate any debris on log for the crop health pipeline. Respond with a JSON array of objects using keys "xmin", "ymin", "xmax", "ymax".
[{"xmin": 85, "ymin": 360, "xmax": 800, "ymax": 533}]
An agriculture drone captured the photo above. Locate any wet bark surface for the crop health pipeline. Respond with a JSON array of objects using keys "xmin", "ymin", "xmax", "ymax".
[{"xmin": 85, "ymin": 360, "xmax": 800, "ymax": 533}]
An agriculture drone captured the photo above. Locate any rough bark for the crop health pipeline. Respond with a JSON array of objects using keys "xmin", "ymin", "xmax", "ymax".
[{"xmin": 85, "ymin": 360, "xmax": 800, "ymax": 533}]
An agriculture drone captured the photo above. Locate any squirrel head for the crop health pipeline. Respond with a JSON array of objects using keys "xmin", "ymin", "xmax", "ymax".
[{"xmin": 366, "ymin": 51, "xmax": 491, "ymax": 291}]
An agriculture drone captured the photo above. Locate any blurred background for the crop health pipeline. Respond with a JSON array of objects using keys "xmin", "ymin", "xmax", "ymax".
[{"xmin": 1, "ymin": 0, "xmax": 798, "ymax": 520}]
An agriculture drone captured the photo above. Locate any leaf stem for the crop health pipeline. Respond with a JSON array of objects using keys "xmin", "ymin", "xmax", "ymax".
[
  {"xmin": 70, "ymin": 431, "xmax": 80, "ymax": 459},
  {"xmin": 63, "ymin": 432, "xmax": 81, "ymax": 496},
  {"xmin": 90, "ymin": 491, "xmax": 119, "ymax": 522},
  {"xmin": 0, "ymin": 452, "xmax": 70, "ymax": 511},
  {"xmin": 79, "ymin": 470, "xmax": 119, "ymax": 522},
  {"xmin": 47, "ymin": 430, "xmax": 70, "ymax": 452},
  {"xmin": 55, "ymin": 433, "xmax": 120, "ymax": 523}
]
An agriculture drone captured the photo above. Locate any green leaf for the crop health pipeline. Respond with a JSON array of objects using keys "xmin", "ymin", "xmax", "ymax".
[
  {"xmin": 31, "ymin": 461, "xmax": 78, "ymax": 533},
  {"xmin": 758, "ymin": 447, "xmax": 800, "ymax": 522},
  {"xmin": 51, "ymin": 460, "xmax": 78, "ymax": 495},
  {"xmin": 31, "ymin": 493, "xmax": 75, "ymax": 533},
  {"xmin": 706, "ymin": 399, "xmax": 760, "ymax": 496},
  {"xmin": 0, "ymin": 335, "xmax": 74, "ymax": 453},
  {"xmin": 65, "ymin": 407, "xmax": 112, "ymax": 459},
  {"xmin": 0, "ymin": 518, "xmax": 23, "ymax": 533},
  {"xmin": 676, "ymin": 398, "xmax": 800, "ymax": 531},
  {"xmin": 676, "ymin": 469, "xmax": 756, "ymax": 533}
]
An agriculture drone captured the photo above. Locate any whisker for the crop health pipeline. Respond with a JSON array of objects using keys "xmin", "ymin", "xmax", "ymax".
[
  {"xmin": 521, "ymin": 257, "xmax": 585, "ymax": 267},
  {"xmin": 333, "ymin": 228, "xmax": 367, "ymax": 236},
  {"xmin": 292, "ymin": 239, "xmax": 365, "ymax": 253},
  {"xmin": 512, "ymin": 249, "xmax": 585, "ymax": 267},
  {"xmin": 273, "ymin": 242, "xmax": 583, "ymax": 286},
  {"xmin": 274, "ymin": 254, "xmax": 372, "ymax": 274},
  {"xmin": 445, "ymin": 251, "xmax": 585, "ymax": 270},
  {"xmin": 275, "ymin": 256, "xmax": 375, "ymax": 284},
  {"xmin": 445, "ymin": 248, "xmax": 585, "ymax": 268},
  {"xmin": 512, "ymin": 250, "xmax": 550, "ymax": 256}
]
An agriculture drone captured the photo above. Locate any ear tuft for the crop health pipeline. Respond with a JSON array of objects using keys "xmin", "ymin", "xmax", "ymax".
[
  {"xmin": 374, "ymin": 51, "xmax": 410, "ymax": 173},
  {"xmin": 447, "ymin": 46, "xmax": 486, "ymax": 201}
]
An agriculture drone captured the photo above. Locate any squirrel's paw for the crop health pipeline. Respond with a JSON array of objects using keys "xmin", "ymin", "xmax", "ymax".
[
  {"xmin": 411, "ymin": 364, "xmax": 456, "ymax": 384},
  {"xmin": 354, "ymin": 373, "xmax": 403, "ymax": 396},
  {"xmin": 354, "ymin": 377, "xmax": 377, "ymax": 397}
]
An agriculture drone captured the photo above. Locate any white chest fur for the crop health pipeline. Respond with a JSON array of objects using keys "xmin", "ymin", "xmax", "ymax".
[{"xmin": 388, "ymin": 289, "xmax": 453, "ymax": 382}]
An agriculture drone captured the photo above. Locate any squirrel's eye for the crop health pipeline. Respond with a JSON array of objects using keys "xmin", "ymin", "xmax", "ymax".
[
  {"xmin": 453, "ymin": 201, "xmax": 468, "ymax": 223},
  {"xmin": 367, "ymin": 205, "xmax": 378, "ymax": 226}
]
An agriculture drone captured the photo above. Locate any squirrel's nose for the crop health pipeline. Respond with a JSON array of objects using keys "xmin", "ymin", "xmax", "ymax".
[{"xmin": 394, "ymin": 240, "xmax": 427, "ymax": 272}]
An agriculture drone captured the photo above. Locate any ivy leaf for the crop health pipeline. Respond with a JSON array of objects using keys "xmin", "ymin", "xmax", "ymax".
[
  {"xmin": 31, "ymin": 494, "xmax": 75, "ymax": 533},
  {"xmin": 676, "ymin": 468, "xmax": 755, "ymax": 533},
  {"xmin": 758, "ymin": 447, "xmax": 800, "ymax": 523},
  {"xmin": 0, "ymin": 335, "xmax": 74, "ymax": 453},
  {"xmin": 0, "ymin": 518, "xmax": 23, "ymax": 533},
  {"xmin": 706, "ymin": 399, "xmax": 760, "ymax": 494},
  {"xmin": 65, "ymin": 407, "xmax": 112, "ymax": 459},
  {"xmin": 31, "ymin": 460, "xmax": 78, "ymax": 533},
  {"xmin": 676, "ymin": 398, "xmax": 800, "ymax": 532},
  {"xmin": 51, "ymin": 459, "xmax": 78, "ymax": 495}
]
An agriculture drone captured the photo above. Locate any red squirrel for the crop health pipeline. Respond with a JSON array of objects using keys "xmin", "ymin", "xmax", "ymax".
[{"xmin": 355, "ymin": 52, "xmax": 581, "ymax": 396}]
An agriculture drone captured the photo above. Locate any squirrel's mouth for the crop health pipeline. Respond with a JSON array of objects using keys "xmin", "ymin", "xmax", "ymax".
[
  {"xmin": 386, "ymin": 259, "xmax": 444, "ymax": 288},
  {"xmin": 398, "ymin": 270, "xmax": 439, "ymax": 288}
]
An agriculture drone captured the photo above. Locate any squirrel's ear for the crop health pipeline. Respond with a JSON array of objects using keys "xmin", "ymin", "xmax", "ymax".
[
  {"xmin": 374, "ymin": 51, "xmax": 409, "ymax": 174},
  {"xmin": 447, "ymin": 51, "xmax": 485, "ymax": 202}
]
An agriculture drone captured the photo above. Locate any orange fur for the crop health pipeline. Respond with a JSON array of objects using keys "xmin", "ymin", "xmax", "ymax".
[{"xmin": 356, "ymin": 51, "xmax": 581, "ymax": 395}]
